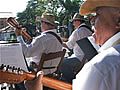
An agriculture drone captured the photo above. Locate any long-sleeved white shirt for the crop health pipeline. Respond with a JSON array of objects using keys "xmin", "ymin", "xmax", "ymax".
[
  {"xmin": 66, "ymin": 23, "xmax": 92, "ymax": 61},
  {"xmin": 17, "ymin": 29, "xmax": 62, "ymax": 65}
]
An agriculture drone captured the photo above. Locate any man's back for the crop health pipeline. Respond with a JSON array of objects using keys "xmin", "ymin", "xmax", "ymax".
[
  {"xmin": 22, "ymin": 30, "xmax": 62, "ymax": 65},
  {"xmin": 42, "ymin": 32, "xmax": 62, "ymax": 53}
]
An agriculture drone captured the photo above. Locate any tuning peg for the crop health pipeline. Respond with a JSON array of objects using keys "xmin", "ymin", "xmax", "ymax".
[
  {"xmin": 12, "ymin": 66, "xmax": 15, "ymax": 72},
  {"xmin": 13, "ymin": 67, "xmax": 18, "ymax": 74},
  {"xmin": 6, "ymin": 65, "xmax": 10, "ymax": 71},
  {"xmin": 18, "ymin": 67, "xmax": 21, "ymax": 72},
  {"xmin": 0, "ymin": 64, "xmax": 6, "ymax": 70},
  {"xmin": 8, "ymin": 66, "xmax": 13, "ymax": 72},
  {"xmin": 1, "ymin": 64, "xmax": 7, "ymax": 71},
  {"xmin": 17, "ymin": 67, "xmax": 23, "ymax": 74}
]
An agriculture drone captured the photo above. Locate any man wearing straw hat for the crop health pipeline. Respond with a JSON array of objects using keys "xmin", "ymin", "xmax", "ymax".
[
  {"xmin": 72, "ymin": 0, "xmax": 120, "ymax": 90},
  {"xmin": 60, "ymin": 12, "xmax": 92, "ymax": 83},
  {"xmin": 14, "ymin": 11, "xmax": 63, "ymax": 89},
  {"xmin": 31, "ymin": 0, "xmax": 120, "ymax": 90},
  {"xmin": 15, "ymin": 11, "xmax": 62, "ymax": 72}
]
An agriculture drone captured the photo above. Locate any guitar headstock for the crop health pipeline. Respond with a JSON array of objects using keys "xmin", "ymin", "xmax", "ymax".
[
  {"xmin": 6, "ymin": 17, "xmax": 32, "ymax": 41},
  {"xmin": 0, "ymin": 64, "xmax": 35, "ymax": 84},
  {"xmin": 7, "ymin": 17, "xmax": 20, "ymax": 28}
]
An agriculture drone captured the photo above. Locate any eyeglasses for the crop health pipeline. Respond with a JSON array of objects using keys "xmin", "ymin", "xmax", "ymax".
[
  {"xmin": 41, "ymin": 20, "xmax": 47, "ymax": 24},
  {"xmin": 90, "ymin": 17, "xmax": 95, "ymax": 26},
  {"xmin": 90, "ymin": 7, "xmax": 102, "ymax": 26},
  {"xmin": 73, "ymin": 19, "xmax": 80, "ymax": 22},
  {"xmin": 41, "ymin": 20, "xmax": 54, "ymax": 26},
  {"xmin": 90, "ymin": 13, "xmax": 98, "ymax": 26}
]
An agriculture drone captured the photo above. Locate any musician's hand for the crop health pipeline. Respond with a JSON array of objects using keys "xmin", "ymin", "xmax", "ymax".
[
  {"xmin": 36, "ymin": 71, "xmax": 44, "ymax": 90},
  {"xmin": 25, "ymin": 71, "xmax": 44, "ymax": 90},
  {"xmin": 15, "ymin": 28, "xmax": 26, "ymax": 36},
  {"xmin": 15, "ymin": 28, "xmax": 22, "ymax": 36}
]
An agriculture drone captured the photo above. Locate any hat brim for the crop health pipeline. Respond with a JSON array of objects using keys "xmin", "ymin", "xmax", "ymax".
[
  {"xmin": 80, "ymin": 0, "xmax": 120, "ymax": 15},
  {"xmin": 72, "ymin": 18, "xmax": 81, "ymax": 21},
  {"xmin": 41, "ymin": 18, "xmax": 55, "ymax": 26}
]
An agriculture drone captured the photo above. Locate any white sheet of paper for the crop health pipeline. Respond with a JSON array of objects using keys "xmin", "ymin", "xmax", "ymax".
[{"xmin": 0, "ymin": 43, "xmax": 28, "ymax": 72}]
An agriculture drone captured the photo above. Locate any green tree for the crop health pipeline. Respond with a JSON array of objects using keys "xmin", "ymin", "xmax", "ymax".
[{"xmin": 16, "ymin": 0, "xmax": 84, "ymax": 36}]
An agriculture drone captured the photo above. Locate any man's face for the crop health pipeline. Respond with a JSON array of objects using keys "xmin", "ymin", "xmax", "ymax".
[
  {"xmin": 41, "ymin": 20, "xmax": 49, "ymax": 32},
  {"xmin": 91, "ymin": 7, "xmax": 117, "ymax": 45},
  {"xmin": 73, "ymin": 20, "xmax": 81, "ymax": 29}
]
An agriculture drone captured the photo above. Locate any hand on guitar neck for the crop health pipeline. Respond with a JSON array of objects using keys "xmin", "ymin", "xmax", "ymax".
[{"xmin": 7, "ymin": 17, "xmax": 32, "ymax": 41}]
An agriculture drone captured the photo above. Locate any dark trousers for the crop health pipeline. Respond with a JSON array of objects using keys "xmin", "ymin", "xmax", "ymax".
[
  {"xmin": 14, "ymin": 82, "xmax": 26, "ymax": 90},
  {"xmin": 59, "ymin": 57, "xmax": 82, "ymax": 83}
]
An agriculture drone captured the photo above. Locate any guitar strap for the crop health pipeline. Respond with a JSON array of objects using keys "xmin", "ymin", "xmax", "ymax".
[{"xmin": 46, "ymin": 31, "xmax": 63, "ymax": 44}]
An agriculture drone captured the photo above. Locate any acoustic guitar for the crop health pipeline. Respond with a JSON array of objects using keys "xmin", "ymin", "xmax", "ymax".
[{"xmin": 0, "ymin": 64, "xmax": 72, "ymax": 90}]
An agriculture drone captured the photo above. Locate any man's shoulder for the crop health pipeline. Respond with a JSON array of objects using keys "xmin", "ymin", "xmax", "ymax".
[
  {"xmin": 94, "ymin": 46, "xmax": 120, "ymax": 63},
  {"xmin": 90, "ymin": 46, "xmax": 120, "ymax": 74},
  {"xmin": 78, "ymin": 24, "xmax": 93, "ymax": 33},
  {"xmin": 34, "ymin": 33, "xmax": 48, "ymax": 41}
]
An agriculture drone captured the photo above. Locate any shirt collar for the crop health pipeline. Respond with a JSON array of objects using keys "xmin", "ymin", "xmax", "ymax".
[
  {"xmin": 43, "ymin": 29, "xmax": 57, "ymax": 33},
  {"xmin": 98, "ymin": 32, "xmax": 120, "ymax": 53},
  {"xmin": 77, "ymin": 23, "xmax": 86, "ymax": 28}
]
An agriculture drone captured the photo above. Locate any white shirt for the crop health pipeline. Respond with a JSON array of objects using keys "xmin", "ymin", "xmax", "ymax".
[
  {"xmin": 73, "ymin": 32, "xmax": 120, "ymax": 90},
  {"xmin": 66, "ymin": 23, "xmax": 92, "ymax": 61},
  {"xmin": 17, "ymin": 29, "xmax": 62, "ymax": 65}
]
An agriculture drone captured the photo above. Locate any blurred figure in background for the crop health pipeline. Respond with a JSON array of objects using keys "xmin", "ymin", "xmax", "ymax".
[{"xmin": 60, "ymin": 13, "xmax": 93, "ymax": 83}]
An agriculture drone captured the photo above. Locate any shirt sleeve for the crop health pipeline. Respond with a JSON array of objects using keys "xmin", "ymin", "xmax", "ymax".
[
  {"xmin": 17, "ymin": 35, "xmax": 44, "ymax": 58},
  {"xmin": 66, "ymin": 30, "xmax": 79, "ymax": 49},
  {"xmin": 17, "ymin": 35, "xmax": 26, "ymax": 44},
  {"xmin": 66, "ymin": 27, "xmax": 92, "ymax": 50}
]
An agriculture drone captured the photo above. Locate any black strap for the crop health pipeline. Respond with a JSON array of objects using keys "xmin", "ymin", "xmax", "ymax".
[
  {"xmin": 43, "ymin": 66, "xmax": 56, "ymax": 69},
  {"xmin": 46, "ymin": 31, "xmax": 63, "ymax": 44},
  {"xmin": 80, "ymin": 25, "xmax": 94, "ymax": 33}
]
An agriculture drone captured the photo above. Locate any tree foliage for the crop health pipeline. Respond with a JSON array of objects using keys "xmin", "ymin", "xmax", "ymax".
[{"xmin": 16, "ymin": 0, "xmax": 84, "ymax": 36}]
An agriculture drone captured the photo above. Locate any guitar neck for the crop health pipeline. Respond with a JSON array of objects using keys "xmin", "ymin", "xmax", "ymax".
[
  {"xmin": 26, "ymin": 72, "xmax": 72, "ymax": 90},
  {"xmin": 42, "ymin": 76, "xmax": 72, "ymax": 90}
]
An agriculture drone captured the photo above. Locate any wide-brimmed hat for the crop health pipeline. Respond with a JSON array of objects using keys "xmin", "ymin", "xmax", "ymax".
[
  {"xmin": 80, "ymin": 0, "xmax": 120, "ymax": 15},
  {"xmin": 41, "ymin": 12, "xmax": 55, "ymax": 26},
  {"xmin": 72, "ymin": 13, "xmax": 84, "ymax": 22}
]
